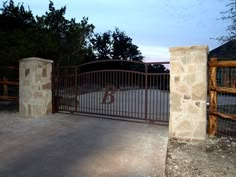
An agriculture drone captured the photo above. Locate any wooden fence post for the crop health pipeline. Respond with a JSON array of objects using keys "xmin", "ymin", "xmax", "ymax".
[
  {"xmin": 209, "ymin": 57, "xmax": 218, "ymax": 136},
  {"xmin": 3, "ymin": 77, "xmax": 8, "ymax": 97}
]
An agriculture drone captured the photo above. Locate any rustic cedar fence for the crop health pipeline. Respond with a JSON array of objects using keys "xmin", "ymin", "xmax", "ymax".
[
  {"xmin": 208, "ymin": 58, "xmax": 236, "ymax": 136},
  {"xmin": 0, "ymin": 66, "xmax": 19, "ymax": 109}
]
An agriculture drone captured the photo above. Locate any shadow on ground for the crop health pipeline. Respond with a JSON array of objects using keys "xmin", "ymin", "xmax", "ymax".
[{"xmin": 0, "ymin": 113, "xmax": 168, "ymax": 177}]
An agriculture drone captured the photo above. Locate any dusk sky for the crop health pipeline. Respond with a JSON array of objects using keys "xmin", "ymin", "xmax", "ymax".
[{"xmin": 13, "ymin": 0, "xmax": 230, "ymax": 62}]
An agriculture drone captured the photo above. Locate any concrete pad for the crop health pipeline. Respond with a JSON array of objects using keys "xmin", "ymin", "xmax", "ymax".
[{"xmin": 0, "ymin": 112, "xmax": 168, "ymax": 177}]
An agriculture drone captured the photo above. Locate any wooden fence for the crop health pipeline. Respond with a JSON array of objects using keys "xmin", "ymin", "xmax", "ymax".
[
  {"xmin": 208, "ymin": 58, "xmax": 236, "ymax": 136},
  {"xmin": 0, "ymin": 66, "xmax": 19, "ymax": 102}
]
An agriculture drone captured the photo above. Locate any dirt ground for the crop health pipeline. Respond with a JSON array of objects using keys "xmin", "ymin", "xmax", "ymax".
[{"xmin": 165, "ymin": 137, "xmax": 236, "ymax": 177}]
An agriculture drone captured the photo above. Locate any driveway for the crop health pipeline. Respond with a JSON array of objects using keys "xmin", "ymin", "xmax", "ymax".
[{"xmin": 0, "ymin": 112, "xmax": 168, "ymax": 177}]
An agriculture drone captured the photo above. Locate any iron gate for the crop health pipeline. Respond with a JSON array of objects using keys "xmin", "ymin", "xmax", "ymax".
[{"xmin": 54, "ymin": 60, "xmax": 170, "ymax": 124}]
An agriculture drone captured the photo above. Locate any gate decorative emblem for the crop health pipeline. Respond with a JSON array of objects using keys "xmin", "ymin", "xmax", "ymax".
[{"xmin": 102, "ymin": 85, "xmax": 117, "ymax": 104}]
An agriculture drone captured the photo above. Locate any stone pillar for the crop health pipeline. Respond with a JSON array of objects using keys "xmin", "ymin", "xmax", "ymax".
[
  {"xmin": 169, "ymin": 46, "xmax": 208, "ymax": 141},
  {"xmin": 19, "ymin": 57, "xmax": 53, "ymax": 118}
]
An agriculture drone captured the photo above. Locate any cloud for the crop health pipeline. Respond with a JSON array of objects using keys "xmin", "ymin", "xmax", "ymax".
[{"xmin": 139, "ymin": 45, "xmax": 169, "ymax": 62}]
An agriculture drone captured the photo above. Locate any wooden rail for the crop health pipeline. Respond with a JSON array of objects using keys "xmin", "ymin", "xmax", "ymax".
[
  {"xmin": 0, "ymin": 66, "xmax": 19, "ymax": 102},
  {"xmin": 0, "ymin": 80, "xmax": 19, "ymax": 85},
  {"xmin": 0, "ymin": 78, "xmax": 19, "ymax": 101},
  {"xmin": 208, "ymin": 57, "xmax": 236, "ymax": 136},
  {"xmin": 209, "ymin": 60, "xmax": 236, "ymax": 67}
]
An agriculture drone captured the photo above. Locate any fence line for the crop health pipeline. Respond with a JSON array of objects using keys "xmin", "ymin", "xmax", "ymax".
[
  {"xmin": 208, "ymin": 57, "xmax": 236, "ymax": 136},
  {"xmin": 0, "ymin": 66, "xmax": 19, "ymax": 102}
]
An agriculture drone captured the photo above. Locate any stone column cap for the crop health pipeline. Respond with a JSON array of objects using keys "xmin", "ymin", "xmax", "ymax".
[
  {"xmin": 21, "ymin": 57, "xmax": 54, "ymax": 64},
  {"xmin": 169, "ymin": 45, "xmax": 208, "ymax": 52}
]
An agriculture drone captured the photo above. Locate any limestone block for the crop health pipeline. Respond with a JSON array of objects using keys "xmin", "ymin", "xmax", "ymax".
[
  {"xmin": 184, "ymin": 95, "xmax": 191, "ymax": 100},
  {"xmin": 183, "ymin": 74, "xmax": 196, "ymax": 85},
  {"xmin": 170, "ymin": 92, "xmax": 182, "ymax": 112},
  {"xmin": 187, "ymin": 65, "xmax": 197, "ymax": 73},
  {"xmin": 19, "ymin": 102, "xmax": 26, "ymax": 116},
  {"xmin": 42, "ymin": 67, "xmax": 47, "ymax": 77},
  {"xmin": 176, "ymin": 120, "xmax": 192, "ymax": 132},
  {"xmin": 42, "ymin": 82, "xmax": 51, "ymax": 90},
  {"xmin": 193, "ymin": 121, "xmax": 206, "ymax": 140},
  {"xmin": 25, "ymin": 68, "xmax": 30, "ymax": 77},
  {"xmin": 176, "ymin": 131, "xmax": 192, "ymax": 139},
  {"xmin": 46, "ymin": 100, "xmax": 52, "ymax": 114},
  {"xmin": 176, "ymin": 85, "xmax": 190, "ymax": 94},
  {"xmin": 174, "ymin": 76, "xmax": 181, "ymax": 84},
  {"xmin": 192, "ymin": 82, "xmax": 206, "ymax": 100},
  {"xmin": 28, "ymin": 104, "xmax": 32, "ymax": 116},
  {"xmin": 171, "ymin": 62, "xmax": 184, "ymax": 74},
  {"xmin": 187, "ymin": 103, "xmax": 199, "ymax": 114},
  {"xmin": 193, "ymin": 55, "xmax": 206, "ymax": 63}
]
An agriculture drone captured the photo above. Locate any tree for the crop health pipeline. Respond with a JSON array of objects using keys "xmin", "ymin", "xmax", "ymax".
[
  {"xmin": 217, "ymin": 0, "xmax": 236, "ymax": 42},
  {"xmin": 91, "ymin": 31, "xmax": 112, "ymax": 60},
  {"xmin": 35, "ymin": 1, "xmax": 95, "ymax": 65},
  {"xmin": 0, "ymin": 0, "xmax": 95, "ymax": 66},
  {"xmin": 112, "ymin": 28, "xmax": 143, "ymax": 61},
  {"xmin": 0, "ymin": 1, "xmax": 144, "ymax": 67},
  {"xmin": 0, "ymin": 0, "xmax": 37, "ymax": 65},
  {"xmin": 0, "ymin": 0, "xmax": 36, "ymax": 30},
  {"xmin": 92, "ymin": 28, "xmax": 143, "ymax": 61}
]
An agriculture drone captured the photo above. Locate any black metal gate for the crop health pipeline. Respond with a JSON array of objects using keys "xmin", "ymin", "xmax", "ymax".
[{"xmin": 54, "ymin": 60, "xmax": 170, "ymax": 124}]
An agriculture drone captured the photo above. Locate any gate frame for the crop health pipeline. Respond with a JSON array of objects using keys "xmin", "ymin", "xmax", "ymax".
[{"xmin": 54, "ymin": 60, "xmax": 170, "ymax": 124}]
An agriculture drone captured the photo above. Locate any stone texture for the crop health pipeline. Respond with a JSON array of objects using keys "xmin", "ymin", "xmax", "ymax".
[
  {"xmin": 187, "ymin": 104, "xmax": 199, "ymax": 114},
  {"xmin": 19, "ymin": 103, "xmax": 26, "ymax": 115},
  {"xmin": 170, "ymin": 93, "xmax": 182, "ymax": 112},
  {"xmin": 28, "ymin": 104, "xmax": 31, "ymax": 116},
  {"xmin": 175, "ymin": 76, "xmax": 180, "ymax": 83},
  {"xmin": 184, "ymin": 95, "xmax": 191, "ymax": 99},
  {"xmin": 195, "ymin": 102, "xmax": 200, "ymax": 107},
  {"xmin": 46, "ymin": 101, "xmax": 52, "ymax": 114},
  {"xmin": 169, "ymin": 45, "xmax": 208, "ymax": 141},
  {"xmin": 193, "ymin": 121, "xmax": 207, "ymax": 140},
  {"xmin": 25, "ymin": 68, "xmax": 30, "ymax": 77},
  {"xmin": 42, "ymin": 68, "xmax": 47, "ymax": 77},
  {"xmin": 176, "ymin": 131, "xmax": 192, "ymax": 138},
  {"xmin": 176, "ymin": 120, "xmax": 192, "ymax": 132},
  {"xmin": 192, "ymin": 82, "xmax": 206, "ymax": 100},
  {"xmin": 19, "ymin": 57, "xmax": 53, "ymax": 118},
  {"xmin": 183, "ymin": 74, "xmax": 196, "ymax": 85},
  {"xmin": 171, "ymin": 62, "xmax": 184, "ymax": 73},
  {"xmin": 33, "ymin": 91, "xmax": 43, "ymax": 98},
  {"xmin": 187, "ymin": 65, "xmax": 197, "ymax": 73},
  {"xmin": 176, "ymin": 85, "xmax": 189, "ymax": 93},
  {"xmin": 42, "ymin": 82, "xmax": 51, "ymax": 90}
]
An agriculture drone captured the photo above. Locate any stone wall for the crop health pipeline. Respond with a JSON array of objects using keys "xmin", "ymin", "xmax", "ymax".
[
  {"xmin": 19, "ymin": 57, "xmax": 53, "ymax": 118},
  {"xmin": 169, "ymin": 46, "xmax": 208, "ymax": 141}
]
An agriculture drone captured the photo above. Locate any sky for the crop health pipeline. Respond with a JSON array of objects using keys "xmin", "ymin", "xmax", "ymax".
[{"xmin": 12, "ymin": 0, "xmax": 231, "ymax": 62}]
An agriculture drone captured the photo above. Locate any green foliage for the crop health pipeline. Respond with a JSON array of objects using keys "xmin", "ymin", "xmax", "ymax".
[
  {"xmin": 112, "ymin": 28, "xmax": 143, "ymax": 61},
  {"xmin": 92, "ymin": 28, "xmax": 143, "ymax": 61},
  {"xmin": 0, "ymin": 0, "xmax": 95, "ymax": 66},
  {"xmin": 0, "ymin": 0, "xmax": 143, "ymax": 66},
  {"xmin": 0, "ymin": 0, "xmax": 170, "ymax": 75},
  {"xmin": 0, "ymin": 0, "xmax": 35, "ymax": 30},
  {"xmin": 0, "ymin": 0, "xmax": 35, "ymax": 65},
  {"xmin": 91, "ymin": 31, "xmax": 112, "ymax": 60},
  {"xmin": 0, "ymin": 0, "xmax": 146, "ymax": 67}
]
